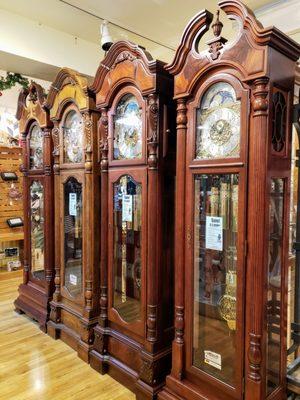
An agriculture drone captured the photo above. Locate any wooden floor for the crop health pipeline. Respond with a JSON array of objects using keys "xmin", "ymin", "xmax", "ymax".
[{"xmin": 0, "ymin": 271, "xmax": 135, "ymax": 400}]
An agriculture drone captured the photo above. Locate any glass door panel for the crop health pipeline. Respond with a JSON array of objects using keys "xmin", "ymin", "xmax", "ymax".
[
  {"xmin": 193, "ymin": 173, "xmax": 239, "ymax": 387},
  {"xmin": 113, "ymin": 174, "xmax": 142, "ymax": 323},
  {"xmin": 63, "ymin": 177, "xmax": 83, "ymax": 296},
  {"xmin": 266, "ymin": 178, "xmax": 284, "ymax": 394},
  {"xmin": 30, "ymin": 180, "xmax": 45, "ymax": 280}
]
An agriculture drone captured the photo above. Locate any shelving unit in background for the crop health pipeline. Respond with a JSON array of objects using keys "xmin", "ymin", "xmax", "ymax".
[{"xmin": 0, "ymin": 146, "xmax": 24, "ymax": 271}]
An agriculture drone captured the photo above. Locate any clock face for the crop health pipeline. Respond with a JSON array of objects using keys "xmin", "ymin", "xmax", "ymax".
[
  {"xmin": 196, "ymin": 82, "xmax": 241, "ymax": 160},
  {"xmin": 113, "ymin": 94, "xmax": 142, "ymax": 160},
  {"xmin": 63, "ymin": 110, "xmax": 84, "ymax": 164}
]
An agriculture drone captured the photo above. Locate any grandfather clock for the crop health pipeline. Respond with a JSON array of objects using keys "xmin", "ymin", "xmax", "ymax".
[
  {"xmin": 46, "ymin": 68, "xmax": 100, "ymax": 362},
  {"xmin": 158, "ymin": 1, "xmax": 300, "ymax": 400},
  {"xmin": 14, "ymin": 82, "xmax": 54, "ymax": 332},
  {"xmin": 89, "ymin": 41, "xmax": 175, "ymax": 399}
]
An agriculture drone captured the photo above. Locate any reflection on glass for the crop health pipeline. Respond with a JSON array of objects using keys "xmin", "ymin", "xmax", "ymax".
[
  {"xmin": 29, "ymin": 124, "xmax": 43, "ymax": 169},
  {"xmin": 193, "ymin": 174, "xmax": 239, "ymax": 386},
  {"xmin": 267, "ymin": 178, "xmax": 284, "ymax": 394},
  {"xmin": 196, "ymin": 82, "xmax": 240, "ymax": 160},
  {"xmin": 30, "ymin": 181, "xmax": 44, "ymax": 279},
  {"xmin": 64, "ymin": 177, "xmax": 83, "ymax": 296},
  {"xmin": 113, "ymin": 94, "xmax": 142, "ymax": 160},
  {"xmin": 113, "ymin": 175, "xmax": 142, "ymax": 323},
  {"xmin": 63, "ymin": 110, "xmax": 84, "ymax": 163}
]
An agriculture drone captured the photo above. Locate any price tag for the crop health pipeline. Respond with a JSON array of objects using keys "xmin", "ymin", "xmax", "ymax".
[
  {"xmin": 204, "ymin": 350, "xmax": 222, "ymax": 370},
  {"xmin": 205, "ymin": 216, "xmax": 223, "ymax": 251},
  {"xmin": 122, "ymin": 194, "xmax": 133, "ymax": 222},
  {"xmin": 69, "ymin": 274, "xmax": 77, "ymax": 286},
  {"xmin": 69, "ymin": 193, "xmax": 77, "ymax": 216}
]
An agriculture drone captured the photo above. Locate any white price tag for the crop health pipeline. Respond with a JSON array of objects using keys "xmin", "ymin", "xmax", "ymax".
[
  {"xmin": 204, "ymin": 350, "xmax": 222, "ymax": 370},
  {"xmin": 122, "ymin": 194, "xmax": 133, "ymax": 222},
  {"xmin": 69, "ymin": 274, "xmax": 77, "ymax": 286},
  {"xmin": 69, "ymin": 193, "xmax": 77, "ymax": 216},
  {"xmin": 205, "ymin": 216, "xmax": 223, "ymax": 251}
]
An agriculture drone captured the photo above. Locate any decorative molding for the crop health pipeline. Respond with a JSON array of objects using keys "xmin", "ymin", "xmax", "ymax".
[
  {"xmin": 81, "ymin": 323, "xmax": 94, "ymax": 345},
  {"xmin": 140, "ymin": 358, "xmax": 159, "ymax": 385},
  {"xmin": 146, "ymin": 304, "xmax": 158, "ymax": 342},
  {"xmin": 147, "ymin": 94, "xmax": 159, "ymax": 169},
  {"xmin": 174, "ymin": 306, "xmax": 184, "ymax": 345},
  {"xmin": 99, "ymin": 285, "xmax": 108, "ymax": 325},
  {"xmin": 247, "ymin": 332, "xmax": 262, "ymax": 382},
  {"xmin": 251, "ymin": 77, "xmax": 269, "ymax": 117},
  {"xmin": 176, "ymin": 99, "xmax": 187, "ymax": 129},
  {"xmin": 83, "ymin": 112, "xmax": 93, "ymax": 173},
  {"xmin": 99, "ymin": 108, "xmax": 109, "ymax": 172},
  {"xmin": 50, "ymin": 304, "xmax": 61, "ymax": 323},
  {"xmin": 111, "ymin": 51, "xmax": 137, "ymax": 70},
  {"xmin": 94, "ymin": 331, "xmax": 106, "ymax": 354},
  {"xmin": 53, "ymin": 266, "xmax": 61, "ymax": 302},
  {"xmin": 85, "ymin": 280, "xmax": 93, "ymax": 311},
  {"xmin": 52, "ymin": 125, "xmax": 60, "ymax": 175}
]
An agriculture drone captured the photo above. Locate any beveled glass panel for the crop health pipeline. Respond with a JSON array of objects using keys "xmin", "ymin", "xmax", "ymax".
[
  {"xmin": 266, "ymin": 178, "xmax": 284, "ymax": 395},
  {"xmin": 29, "ymin": 124, "xmax": 43, "ymax": 169},
  {"xmin": 113, "ymin": 94, "xmax": 142, "ymax": 160},
  {"xmin": 63, "ymin": 110, "xmax": 84, "ymax": 164},
  {"xmin": 63, "ymin": 177, "xmax": 83, "ymax": 296},
  {"xmin": 30, "ymin": 181, "xmax": 45, "ymax": 279},
  {"xmin": 193, "ymin": 174, "xmax": 239, "ymax": 387},
  {"xmin": 113, "ymin": 175, "xmax": 142, "ymax": 323},
  {"xmin": 196, "ymin": 82, "xmax": 241, "ymax": 160}
]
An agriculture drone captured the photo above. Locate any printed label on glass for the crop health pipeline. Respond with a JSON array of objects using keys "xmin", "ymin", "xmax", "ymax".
[
  {"xmin": 69, "ymin": 193, "xmax": 77, "ymax": 216},
  {"xmin": 205, "ymin": 216, "xmax": 223, "ymax": 251},
  {"xmin": 122, "ymin": 194, "xmax": 133, "ymax": 222},
  {"xmin": 69, "ymin": 274, "xmax": 77, "ymax": 285},
  {"xmin": 204, "ymin": 350, "xmax": 222, "ymax": 370}
]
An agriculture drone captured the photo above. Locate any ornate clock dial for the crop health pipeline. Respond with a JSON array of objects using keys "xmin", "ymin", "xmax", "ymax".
[
  {"xmin": 113, "ymin": 94, "xmax": 142, "ymax": 160},
  {"xmin": 63, "ymin": 110, "xmax": 84, "ymax": 164},
  {"xmin": 196, "ymin": 82, "xmax": 241, "ymax": 160}
]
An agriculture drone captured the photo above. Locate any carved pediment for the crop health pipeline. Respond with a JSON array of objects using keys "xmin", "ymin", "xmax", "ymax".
[
  {"xmin": 91, "ymin": 41, "xmax": 164, "ymax": 107},
  {"xmin": 16, "ymin": 81, "xmax": 50, "ymax": 132},
  {"xmin": 166, "ymin": 0, "xmax": 300, "ymax": 98},
  {"xmin": 45, "ymin": 67, "xmax": 91, "ymax": 119}
]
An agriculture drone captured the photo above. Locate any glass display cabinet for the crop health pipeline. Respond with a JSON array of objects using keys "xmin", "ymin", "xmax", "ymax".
[
  {"xmin": 158, "ymin": 1, "xmax": 300, "ymax": 400},
  {"xmin": 45, "ymin": 68, "xmax": 101, "ymax": 362},
  {"xmin": 14, "ymin": 82, "xmax": 54, "ymax": 332},
  {"xmin": 89, "ymin": 41, "xmax": 176, "ymax": 399}
]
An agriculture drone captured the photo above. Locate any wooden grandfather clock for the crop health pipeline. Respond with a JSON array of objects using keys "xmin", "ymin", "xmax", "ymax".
[
  {"xmin": 89, "ymin": 41, "xmax": 175, "ymax": 399},
  {"xmin": 158, "ymin": 1, "xmax": 300, "ymax": 400},
  {"xmin": 45, "ymin": 68, "xmax": 100, "ymax": 362},
  {"xmin": 14, "ymin": 82, "xmax": 54, "ymax": 332}
]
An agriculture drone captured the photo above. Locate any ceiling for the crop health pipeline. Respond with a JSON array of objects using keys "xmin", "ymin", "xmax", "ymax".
[{"xmin": 0, "ymin": 0, "xmax": 282, "ymax": 51}]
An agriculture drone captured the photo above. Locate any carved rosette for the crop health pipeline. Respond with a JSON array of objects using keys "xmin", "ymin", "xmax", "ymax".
[
  {"xmin": 111, "ymin": 51, "xmax": 137, "ymax": 70},
  {"xmin": 81, "ymin": 323, "xmax": 94, "ymax": 345},
  {"xmin": 146, "ymin": 304, "xmax": 158, "ymax": 342},
  {"xmin": 83, "ymin": 112, "xmax": 93, "ymax": 173},
  {"xmin": 99, "ymin": 108, "xmax": 109, "ymax": 172},
  {"xmin": 252, "ymin": 78, "xmax": 269, "ymax": 117},
  {"xmin": 51, "ymin": 125, "xmax": 60, "ymax": 174},
  {"xmin": 50, "ymin": 303, "xmax": 61, "ymax": 323},
  {"xmin": 94, "ymin": 330, "xmax": 107, "ymax": 354},
  {"xmin": 140, "ymin": 357, "xmax": 160, "ymax": 386},
  {"xmin": 85, "ymin": 280, "xmax": 93, "ymax": 311},
  {"xmin": 247, "ymin": 333, "xmax": 262, "ymax": 382},
  {"xmin": 174, "ymin": 306, "xmax": 184, "ymax": 345},
  {"xmin": 147, "ymin": 94, "xmax": 159, "ymax": 169}
]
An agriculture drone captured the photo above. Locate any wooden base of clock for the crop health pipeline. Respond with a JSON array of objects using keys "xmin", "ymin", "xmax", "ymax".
[
  {"xmin": 90, "ymin": 326, "xmax": 172, "ymax": 400},
  {"xmin": 14, "ymin": 283, "xmax": 50, "ymax": 332},
  {"xmin": 47, "ymin": 302, "xmax": 98, "ymax": 363}
]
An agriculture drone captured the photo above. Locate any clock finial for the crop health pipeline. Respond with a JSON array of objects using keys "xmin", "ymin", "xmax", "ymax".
[{"xmin": 207, "ymin": 9, "xmax": 227, "ymax": 60}]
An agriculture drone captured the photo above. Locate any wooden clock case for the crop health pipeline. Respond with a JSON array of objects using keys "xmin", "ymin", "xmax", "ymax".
[
  {"xmin": 14, "ymin": 82, "xmax": 54, "ymax": 332},
  {"xmin": 158, "ymin": 1, "xmax": 300, "ymax": 400},
  {"xmin": 46, "ymin": 68, "xmax": 101, "ymax": 362},
  {"xmin": 89, "ymin": 41, "xmax": 176, "ymax": 399}
]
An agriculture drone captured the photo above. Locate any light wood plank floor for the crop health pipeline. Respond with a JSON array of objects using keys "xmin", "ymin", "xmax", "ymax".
[{"xmin": 0, "ymin": 271, "xmax": 135, "ymax": 400}]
